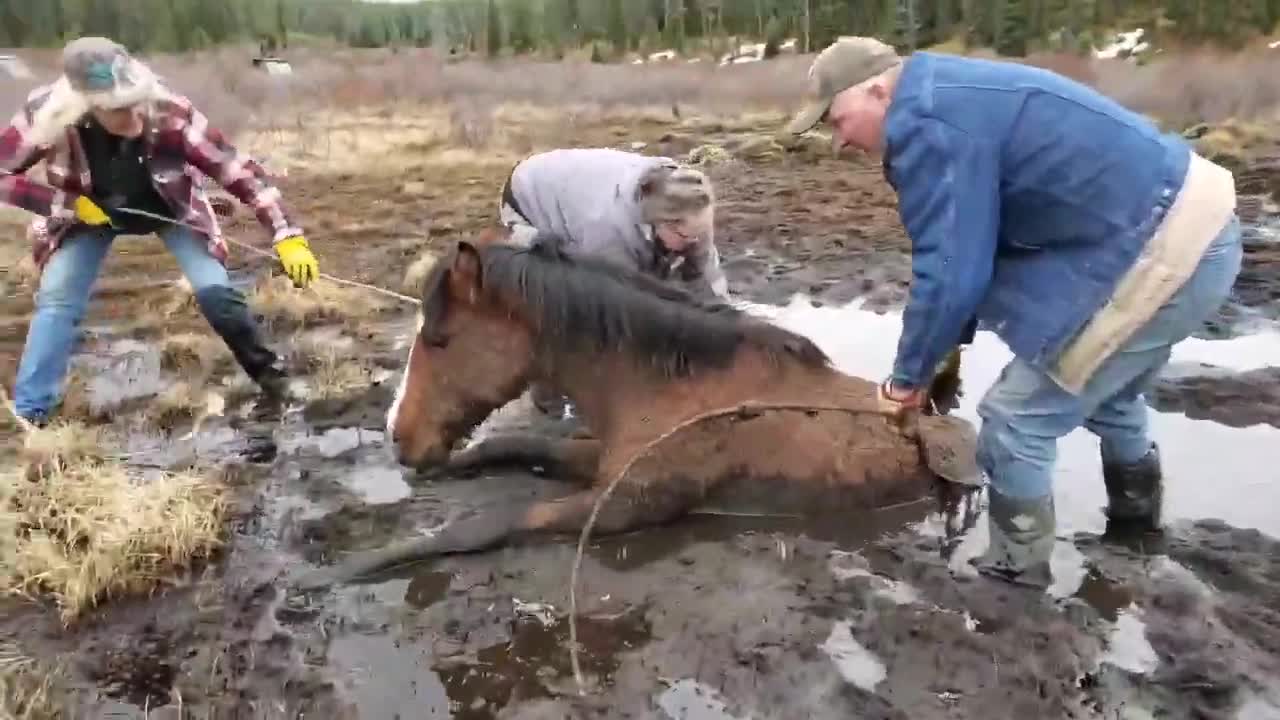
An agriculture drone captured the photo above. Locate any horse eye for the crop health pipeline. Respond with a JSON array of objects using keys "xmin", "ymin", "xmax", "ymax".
[{"xmin": 424, "ymin": 331, "xmax": 449, "ymax": 348}]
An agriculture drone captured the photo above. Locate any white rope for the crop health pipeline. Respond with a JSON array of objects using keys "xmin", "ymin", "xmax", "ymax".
[
  {"xmin": 220, "ymin": 234, "xmax": 421, "ymax": 306},
  {"xmin": 111, "ymin": 207, "xmax": 422, "ymax": 306},
  {"xmin": 567, "ymin": 400, "xmax": 904, "ymax": 692}
]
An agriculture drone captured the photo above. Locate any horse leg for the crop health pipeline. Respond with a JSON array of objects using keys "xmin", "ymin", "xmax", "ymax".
[
  {"xmin": 446, "ymin": 435, "xmax": 601, "ymax": 484},
  {"xmin": 294, "ymin": 481, "xmax": 693, "ymax": 590}
]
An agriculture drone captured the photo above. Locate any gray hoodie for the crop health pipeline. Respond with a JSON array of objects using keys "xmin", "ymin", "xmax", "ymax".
[{"xmin": 504, "ymin": 148, "xmax": 728, "ymax": 298}]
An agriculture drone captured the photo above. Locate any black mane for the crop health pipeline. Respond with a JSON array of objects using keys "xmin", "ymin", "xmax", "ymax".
[{"xmin": 420, "ymin": 240, "xmax": 831, "ymax": 377}]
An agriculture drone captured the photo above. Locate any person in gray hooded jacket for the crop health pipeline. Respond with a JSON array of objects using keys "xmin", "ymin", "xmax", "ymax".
[
  {"xmin": 499, "ymin": 147, "xmax": 729, "ymax": 299},
  {"xmin": 497, "ymin": 147, "xmax": 730, "ymax": 417}
]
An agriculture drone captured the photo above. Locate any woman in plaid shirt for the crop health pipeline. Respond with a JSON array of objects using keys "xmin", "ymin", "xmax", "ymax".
[{"xmin": 2, "ymin": 37, "xmax": 319, "ymax": 425}]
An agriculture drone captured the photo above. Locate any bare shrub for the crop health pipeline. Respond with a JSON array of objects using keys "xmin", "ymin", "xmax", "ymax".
[
  {"xmin": 1022, "ymin": 52, "xmax": 1100, "ymax": 86},
  {"xmin": 448, "ymin": 98, "xmax": 497, "ymax": 149},
  {"xmin": 4, "ymin": 42, "xmax": 1277, "ymax": 164},
  {"xmin": 1092, "ymin": 49, "xmax": 1280, "ymax": 125}
]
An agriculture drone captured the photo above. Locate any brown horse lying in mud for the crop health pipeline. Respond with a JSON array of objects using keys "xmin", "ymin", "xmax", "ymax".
[{"xmin": 296, "ymin": 227, "xmax": 980, "ymax": 589}]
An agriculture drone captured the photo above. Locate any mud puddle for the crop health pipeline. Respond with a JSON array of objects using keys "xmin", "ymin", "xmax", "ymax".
[{"xmin": 208, "ymin": 293, "xmax": 1278, "ymax": 720}]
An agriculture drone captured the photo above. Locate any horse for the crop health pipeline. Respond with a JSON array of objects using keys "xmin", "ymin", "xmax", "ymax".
[{"xmin": 297, "ymin": 227, "xmax": 980, "ymax": 589}]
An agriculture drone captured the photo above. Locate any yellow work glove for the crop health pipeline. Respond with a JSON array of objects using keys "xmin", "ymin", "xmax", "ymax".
[
  {"xmin": 74, "ymin": 196, "xmax": 112, "ymax": 226},
  {"xmin": 274, "ymin": 236, "xmax": 318, "ymax": 288}
]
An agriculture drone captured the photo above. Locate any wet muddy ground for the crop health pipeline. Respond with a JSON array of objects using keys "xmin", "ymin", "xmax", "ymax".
[{"xmin": 2, "ymin": 113, "xmax": 1280, "ymax": 719}]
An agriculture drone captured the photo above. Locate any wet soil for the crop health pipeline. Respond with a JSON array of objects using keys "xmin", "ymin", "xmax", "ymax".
[{"xmin": 2, "ymin": 112, "xmax": 1279, "ymax": 719}]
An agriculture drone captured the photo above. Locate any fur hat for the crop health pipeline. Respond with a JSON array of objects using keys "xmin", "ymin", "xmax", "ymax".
[
  {"xmin": 635, "ymin": 162, "xmax": 715, "ymax": 224},
  {"xmin": 28, "ymin": 37, "xmax": 164, "ymax": 147}
]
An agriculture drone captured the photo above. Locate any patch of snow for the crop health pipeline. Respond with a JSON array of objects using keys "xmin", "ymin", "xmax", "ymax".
[
  {"xmin": 1101, "ymin": 604, "xmax": 1160, "ymax": 675},
  {"xmin": 821, "ymin": 621, "xmax": 886, "ymax": 691},
  {"xmin": 1095, "ymin": 28, "xmax": 1148, "ymax": 60},
  {"xmin": 658, "ymin": 679, "xmax": 747, "ymax": 720}
]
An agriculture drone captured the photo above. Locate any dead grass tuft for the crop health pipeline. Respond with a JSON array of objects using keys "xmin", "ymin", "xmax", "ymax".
[
  {"xmin": 145, "ymin": 381, "xmax": 220, "ymax": 432},
  {"xmin": 1, "ymin": 423, "xmax": 228, "ymax": 622},
  {"xmin": 53, "ymin": 372, "xmax": 114, "ymax": 426},
  {"xmin": 311, "ymin": 350, "xmax": 373, "ymax": 401},
  {"xmin": 0, "ymin": 243, "xmax": 39, "ymax": 292},
  {"xmin": 160, "ymin": 333, "xmax": 232, "ymax": 378},
  {"xmin": 1186, "ymin": 118, "xmax": 1280, "ymax": 167},
  {"xmin": 147, "ymin": 277, "xmax": 200, "ymax": 318},
  {"xmin": 250, "ymin": 275, "xmax": 389, "ymax": 332},
  {"xmin": 18, "ymin": 422, "xmax": 109, "ymax": 471},
  {"xmin": 288, "ymin": 336, "xmax": 372, "ymax": 401},
  {"xmin": 0, "ymin": 642, "xmax": 69, "ymax": 720},
  {"xmin": 686, "ymin": 144, "xmax": 736, "ymax": 167},
  {"xmin": 401, "ymin": 250, "xmax": 440, "ymax": 295}
]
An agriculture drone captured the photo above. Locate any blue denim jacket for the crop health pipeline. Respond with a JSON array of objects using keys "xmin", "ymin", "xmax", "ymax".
[{"xmin": 884, "ymin": 52, "xmax": 1191, "ymax": 388}]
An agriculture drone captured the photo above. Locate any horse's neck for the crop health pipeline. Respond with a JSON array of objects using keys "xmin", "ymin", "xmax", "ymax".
[{"xmin": 545, "ymin": 346, "xmax": 873, "ymax": 447}]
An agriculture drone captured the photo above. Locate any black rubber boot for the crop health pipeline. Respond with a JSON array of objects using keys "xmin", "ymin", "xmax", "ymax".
[
  {"xmin": 1102, "ymin": 442, "xmax": 1163, "ymax": 534},
  {"xmin": 971, "ymin": 487, "xmax": 1056, "ymax": 589},
  {"xmin": 194, "ymin": 285, "xmax": 290, "ymax": 403}
]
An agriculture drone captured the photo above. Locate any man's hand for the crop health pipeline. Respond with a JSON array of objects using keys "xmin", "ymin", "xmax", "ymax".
[
  {"xmin": 274, "ymin": 236, "xmax": 318, "ymax": 288},
  {"xmin": 74, "ymin": 196, "xmax": 112, "ymax": 227},
  {"xmin": 877, "ymin": 378, "xmax": 925, "ymax": 421}
]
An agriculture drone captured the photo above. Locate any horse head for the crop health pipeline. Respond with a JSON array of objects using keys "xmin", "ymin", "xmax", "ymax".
[{"xmin": 387, "ymin": 227, "xmax": 537, "ymax": 469}]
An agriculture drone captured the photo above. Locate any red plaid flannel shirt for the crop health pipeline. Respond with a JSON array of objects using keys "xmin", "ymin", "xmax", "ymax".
[{"xmin": 0, "ymin": 82, "xmax": 302, "ymax": 269}]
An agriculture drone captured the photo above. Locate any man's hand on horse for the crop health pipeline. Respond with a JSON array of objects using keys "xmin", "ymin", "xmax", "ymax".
[
  {"xmin": 877, "ymin": 378, "xmax": 925, "ymax": 421},
  {"xmin": 275, "ymin": 235, "xmax": 319, "ymax": 288}
]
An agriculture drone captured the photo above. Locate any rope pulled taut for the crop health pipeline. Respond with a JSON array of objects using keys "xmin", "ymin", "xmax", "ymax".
[{"xmin": 110, "ymin": 207, "xmax": 422, "ymax": 306}]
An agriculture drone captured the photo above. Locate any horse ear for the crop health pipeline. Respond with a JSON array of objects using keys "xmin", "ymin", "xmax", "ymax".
[{"xmin": 448, "ymin": 241, "xmax": 482, "ymax": 303}]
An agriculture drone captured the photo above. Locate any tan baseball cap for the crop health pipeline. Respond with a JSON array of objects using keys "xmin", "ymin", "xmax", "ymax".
[{"xmin": 785, "ymin": 37, "xmax": 901, "ymax": 135}]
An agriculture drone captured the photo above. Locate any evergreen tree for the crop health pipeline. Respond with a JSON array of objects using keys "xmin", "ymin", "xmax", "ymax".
[
  {"xmin": 607, "ymin": 0, "xmax": 628, "ymax": 57},
  {"xmin": 996, "ymin": 0, "xmax": 1030, "ymax": 56},
  {"xmin": 486, "ymin": 0, "xmax": 502, "ymax": 57}
]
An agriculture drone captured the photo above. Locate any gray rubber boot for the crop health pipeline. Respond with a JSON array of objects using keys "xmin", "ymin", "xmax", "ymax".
[
  {"xmin": 1102, "ymin": 442, "xmax": 1163, "ymax": 533},
  {"xmin": 972, "ymin": 488, "xmax": 1056, "ymax": 589}
]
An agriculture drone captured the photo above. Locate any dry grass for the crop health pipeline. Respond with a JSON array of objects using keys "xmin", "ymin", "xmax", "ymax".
[
  {"xmin": 0, "ymin": 643, "xmax": 68, "ymax": 720},
  {"xmin": 0, "ymin": 422, "xmax": 228, "ymax": 623},
  {"xmin": 147, "ymin": 277, "xmax": 200, "ymax": 319},
  {"xmin": 250, "ymin": 274, "xmax": 390, "ymax": 332},
  {"xmin": 310, "ymin": 349, "xmax": 373, "ymax": 401},
  {"xmin": 0, "ymin": 209, "xmax": 39, "ymax": 293},
  {"xmin": 145, "ymin": 381, "xmax": 224, "ymax": 432},
  {"xmin": 1186, "ymin": 118, "xmax": 1280, "ymax": 166},
  {"xmin": 5, "ymin": 44, "xmax": 1280, "ymax": 163},
  {"xmin": 686, "ymin": 143, "xmax": 736, "ymax": 167},
  {"xmin": 160, "ymin": 332, "xmax": 232, "ymax": 379},
  {"xmin": 287, "ymin": 335, "xmax": 372, "ymax": 401},
  {"xmin": 54, "ymin": 371, "xmax": 115, "ymax": 426},
  {"xmin": 401, "ymin": 250, "xmax": 440, "ymax": 295}
]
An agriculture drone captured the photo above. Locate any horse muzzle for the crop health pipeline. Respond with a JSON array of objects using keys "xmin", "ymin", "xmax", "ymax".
[{"xmin": 392, "ymin": 441, "xmax": 449, "ymax": 471}]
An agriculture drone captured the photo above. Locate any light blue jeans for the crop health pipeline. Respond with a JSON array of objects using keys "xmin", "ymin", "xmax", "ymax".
[
  {"xmin": 976, "ymin": 214, "xmax": 1244, "ymax": 499},
  {"xmin": 13, "ymin": 225, "xmax": 237, "ymax": 421}
]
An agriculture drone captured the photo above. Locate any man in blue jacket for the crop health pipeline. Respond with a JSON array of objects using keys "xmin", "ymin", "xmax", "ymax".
[{"xmin": 786, "ymin": 38, "xmax": 1242, "ymax": 587}]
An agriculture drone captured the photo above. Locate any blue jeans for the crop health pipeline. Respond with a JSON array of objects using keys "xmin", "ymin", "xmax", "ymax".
[
  {"xmin": 976, "ymin": 214, "xmax": 1244, "ymax": 499},
  {"xmin": 13, "ymin": 225, "xmax": 276, "ymax": 421}
]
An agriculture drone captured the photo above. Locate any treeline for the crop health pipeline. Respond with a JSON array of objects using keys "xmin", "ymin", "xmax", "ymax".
[{"xmin": 2, "ymin": 0, "xmax": 1278, "ymax": 57}]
